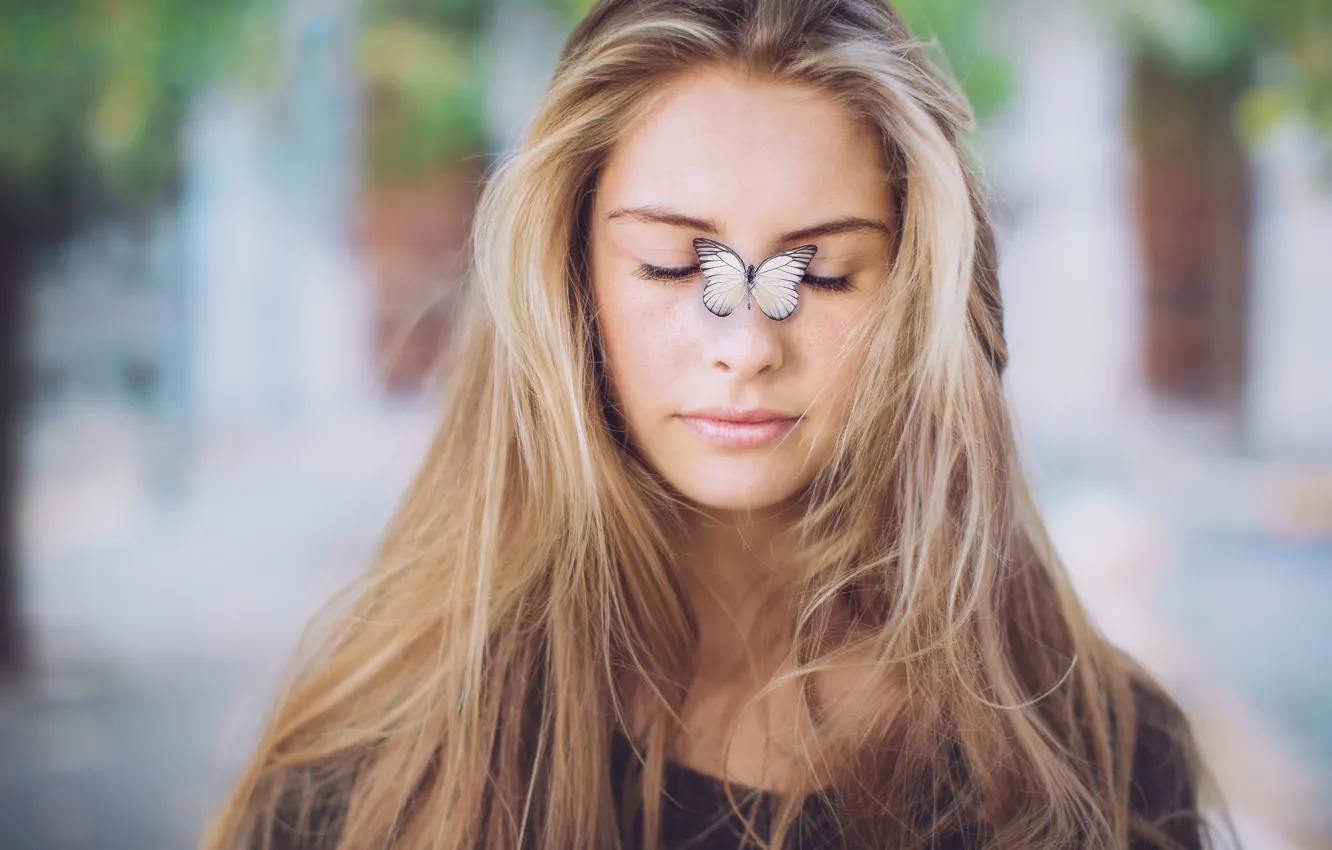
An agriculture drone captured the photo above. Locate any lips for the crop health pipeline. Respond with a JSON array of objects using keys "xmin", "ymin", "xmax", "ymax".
[{"xmin": 676, "ymin": 407, "xmax": 799, "ymax": 448}]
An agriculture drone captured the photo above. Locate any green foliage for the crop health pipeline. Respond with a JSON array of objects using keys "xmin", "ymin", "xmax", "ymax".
[
  {"xmin": 1118, "ymin": 0, "xmax": 1332, "ymax": 140},
  {"xmin": 547, "ymin": 0, "xmax": 599, "ymax": 26},
  {"xmin": 364, "ymin": 0, "xmax": 492, "ymax": 32},
  {"xmin": 893, "ymin": 0, "xmax": 1014, "ymax": 121},
  {"xmin": 358, "ymin": 0, "xmax": 581, "ymax": 182},
  {"xmin": 358, "ymin": 6, "xmax": 490, "ymax": 182},
  {"xmin": 0, "ymin": 0, "xmax": 274, "ymax": 222}
]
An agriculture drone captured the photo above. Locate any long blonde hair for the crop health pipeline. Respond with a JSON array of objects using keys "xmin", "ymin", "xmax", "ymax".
[{"xmin": 204, "ymin": 1, "xmax": 1206, "ymax": 847}]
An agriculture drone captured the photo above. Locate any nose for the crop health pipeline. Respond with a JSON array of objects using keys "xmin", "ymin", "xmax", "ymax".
[{"xmin": 708, "ymin": 297, "xmax": 784, "ymax": 378}]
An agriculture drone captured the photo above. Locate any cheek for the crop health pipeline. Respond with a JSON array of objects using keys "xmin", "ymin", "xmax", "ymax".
[
  {"xmin": 796, "ymin": 304, "xmax": 870, "ymax": 410},
  {"xmin": 596, "ymin": 282, "xmax": 693, "ymax": 419}
]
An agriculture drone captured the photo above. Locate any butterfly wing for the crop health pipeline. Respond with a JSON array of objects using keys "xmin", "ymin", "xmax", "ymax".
[
  {"xmin": 750, "ymin": 244, "xmax": 816, "ymax": 321},
  {"xmin": 694, "ymin": 237, "xmax": 749, "ymax": 317}
]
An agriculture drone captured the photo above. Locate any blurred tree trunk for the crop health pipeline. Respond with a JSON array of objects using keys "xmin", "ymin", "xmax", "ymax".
[
  {"xmin": 1128, "ymin": 54, "xmax": 1254, "ymax": 409},
  {"xmin": 0, "ymin": 194, "xmax": 32, "ymax": 675}
]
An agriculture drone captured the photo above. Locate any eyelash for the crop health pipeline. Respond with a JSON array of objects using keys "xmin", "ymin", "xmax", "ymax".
[{"xmin": 632, "ymin": 263, "xmax": 853, "ymax": 292}]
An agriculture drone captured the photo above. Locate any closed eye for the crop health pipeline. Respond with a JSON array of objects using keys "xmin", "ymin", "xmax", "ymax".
[
  {"xmin": 637, "ymin": 262, "xmax": 852, "ymax": 292},
  {"xmin": 634, "ymin": 263, "xmax": 699, "ymax": 282},
  {"xmin": 801, "ymin": 272, "xmax": 852, "ymax": 292}
]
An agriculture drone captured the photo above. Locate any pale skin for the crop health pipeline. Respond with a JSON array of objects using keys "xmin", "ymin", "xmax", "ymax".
[{"xmin": 589, "ymin": 68, "xmax": 898, "ymax": 792}]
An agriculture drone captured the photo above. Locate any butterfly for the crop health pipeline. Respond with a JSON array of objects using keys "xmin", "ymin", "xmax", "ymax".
[{"xmin": 693, "ymin": 237, "xmax": 818, "ymax": 321}]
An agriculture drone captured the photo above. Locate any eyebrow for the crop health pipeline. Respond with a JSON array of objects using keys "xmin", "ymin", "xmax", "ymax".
[{"xmin": 604, "ymin": 204, "xmax": 895, "ymax": 244}]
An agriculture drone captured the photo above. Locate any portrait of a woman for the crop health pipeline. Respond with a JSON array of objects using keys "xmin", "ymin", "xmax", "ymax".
[{"xmin": 203, "ymin": 0, "xmax": 1211, "ymax": 847}]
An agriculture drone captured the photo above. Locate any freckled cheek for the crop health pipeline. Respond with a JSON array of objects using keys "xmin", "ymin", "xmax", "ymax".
[
  {"xmin": 794, "ymin": 308, "xmax": 868, "ymax": 408},
  {"xmin": 598, "ymin": 287, "xmax": 695, "ymax": 414}
]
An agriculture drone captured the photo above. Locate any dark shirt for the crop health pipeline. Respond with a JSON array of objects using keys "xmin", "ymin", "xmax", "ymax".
[
  {"xmin": 268, "ymin": 688, "xmax": 1201, "ymax": 849},
  {"xmin": 609, "ymin": 689, "xmax": 1202, "ymax": 849},
  {"xmin": 610, "ymin": 730, "xmax": 848, "ymax": 849}
]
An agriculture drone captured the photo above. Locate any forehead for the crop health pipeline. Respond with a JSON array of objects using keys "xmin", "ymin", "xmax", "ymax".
[{"xmin": 596, "ymin": 69, "xmax": 891, "ymax": 233}]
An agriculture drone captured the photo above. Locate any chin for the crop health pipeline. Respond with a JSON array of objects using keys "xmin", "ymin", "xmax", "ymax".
[{"xmin": 665, "ymin": 460, "xmax": 809, "ymax": 513}]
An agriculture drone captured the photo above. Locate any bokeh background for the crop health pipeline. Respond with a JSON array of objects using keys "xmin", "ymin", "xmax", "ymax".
[{"xmin": 1, "ymin": 0, "xmax": 1329, "ymax": 847}]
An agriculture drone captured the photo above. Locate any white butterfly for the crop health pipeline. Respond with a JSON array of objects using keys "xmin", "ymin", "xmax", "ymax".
[{"xmin": 693, "ymin": 237, "xmax": 818, "ymax": 322}]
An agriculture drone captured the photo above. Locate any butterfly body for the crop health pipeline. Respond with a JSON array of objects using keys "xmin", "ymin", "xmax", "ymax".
[{"xmin": 693, "ymin": 237, "xmax": 818, "ymax": 321}]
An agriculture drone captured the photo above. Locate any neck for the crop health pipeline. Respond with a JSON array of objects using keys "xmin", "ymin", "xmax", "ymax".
[{"xmin": 678, "ymin": 502, "xmax": 807, "ymax": 676}]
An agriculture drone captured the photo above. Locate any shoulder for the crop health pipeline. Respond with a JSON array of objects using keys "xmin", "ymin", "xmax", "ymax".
[{"xmin": 1125, "ymin": 677, "xmax": 1205, "ymax": 849}]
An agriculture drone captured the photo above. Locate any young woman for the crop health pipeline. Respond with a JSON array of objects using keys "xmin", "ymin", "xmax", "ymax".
[{"xmin": 204, "ymin": 1, "xmax": 1213, "ymax": 847}]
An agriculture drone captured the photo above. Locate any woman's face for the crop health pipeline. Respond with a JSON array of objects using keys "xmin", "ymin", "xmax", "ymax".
[{"xmin": 589, "ymin": 69, "xmax": 896, "ymax": 512}]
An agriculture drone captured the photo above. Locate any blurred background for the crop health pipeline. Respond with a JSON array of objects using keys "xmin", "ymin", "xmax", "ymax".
[{"xmin": 0, "ymin": 0, "xmax": 1328, "ymax": 847}]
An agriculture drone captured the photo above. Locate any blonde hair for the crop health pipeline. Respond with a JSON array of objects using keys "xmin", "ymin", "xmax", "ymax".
[{"xmin": 204, "ymin": 1, "xmax": 1207, "ymax": 847}]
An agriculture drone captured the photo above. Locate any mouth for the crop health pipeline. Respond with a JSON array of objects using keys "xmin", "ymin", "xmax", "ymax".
[{"xmin": 676, "ymin": 407, "xmax": 800, "ymax": 448}]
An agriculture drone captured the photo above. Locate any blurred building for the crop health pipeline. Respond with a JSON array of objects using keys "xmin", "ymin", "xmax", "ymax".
[
  {"xmin": 992, "ymin": 5, "xmax": 1332, "ymax": 845},
  {"xmin": 995, "ymin": 2, "xmax": 1332, "ymax": 462},
  {"xmin": 1247, "ymin": 121, "xmax": 1332, "ymax": 458}
]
